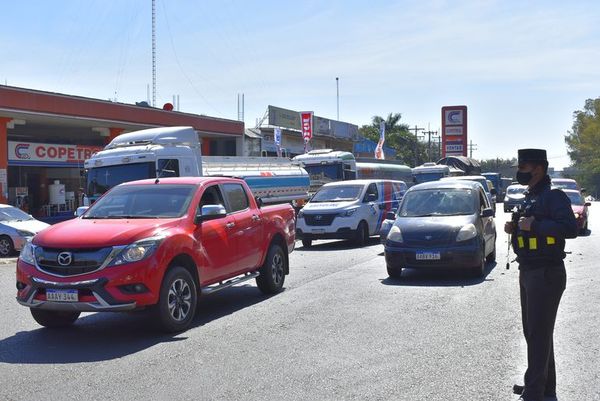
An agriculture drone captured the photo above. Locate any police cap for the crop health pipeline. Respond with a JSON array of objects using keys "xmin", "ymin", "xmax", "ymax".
[{"xmin": 515, "ymin": 148, "xmax": 547, "ymax": 167}]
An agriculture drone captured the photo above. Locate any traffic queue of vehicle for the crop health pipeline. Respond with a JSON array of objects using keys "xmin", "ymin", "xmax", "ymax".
[{"xmin": 10, "ymin": 144, "xmax": 591, "ymax": 332}]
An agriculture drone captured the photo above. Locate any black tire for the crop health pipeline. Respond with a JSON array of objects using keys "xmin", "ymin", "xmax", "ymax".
[
  {"xmin": 352, "ymin": 221, "xmax": 368, "ymax": 247},
  {"xmin": 472, "ymin": 244, "xmax": 486, "ymax": 278},
  {"xmin": 256, "ymin": 243, "xmax": 286, "ymax": 294},
  {"xmin": 30, "ymin": 309, "xmax": 80, "ymax": 328},
  {"xmin": 154, "ymin": 266, "xmax": 198, "ymax": 333},
  {"xmin": 486, "ymin": 234, "xmax": 496, "ymax": 263},
  {"xmin": 302, "ymin": 239, "xmax": 312, "ymax": 248},
  {"xmin": 0, "ymin": 236, "xmax": 15, "ymax": 257},
  {"xmin": 387, "ymin": 265, "xmax": 403, "ymax": 279}
]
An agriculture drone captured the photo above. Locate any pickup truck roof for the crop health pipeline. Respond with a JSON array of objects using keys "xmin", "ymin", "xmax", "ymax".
[{"xmin": 120, "ymin": 176, "xmax": 245, "ymax": 186}]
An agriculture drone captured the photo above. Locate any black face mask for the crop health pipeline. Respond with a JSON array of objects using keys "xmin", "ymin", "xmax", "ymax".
[{"xmin": 516, "ymin": 171, "xmax": 533, "ymax": 185}]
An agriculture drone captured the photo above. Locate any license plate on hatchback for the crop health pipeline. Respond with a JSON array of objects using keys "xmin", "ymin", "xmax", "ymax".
[
  {"xmin": 46, "ymin": 289, "xmax": 78, "ymax": 302},
  {"xmin": 416, "ymin": 251, "xmax": 441, "ymax": 260}
]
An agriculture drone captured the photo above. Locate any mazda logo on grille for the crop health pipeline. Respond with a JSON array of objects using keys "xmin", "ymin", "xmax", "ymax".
[
  {"xmin": 315, "ymin": 215, "xmax": 322, "ymax": 220},
  {"xmin": 57, "ymin": 252, "xmax": 73, "ymax": 266},
  {"xmin": 425, "ymin": 235, "xmax": 433, "ymax": 240}
]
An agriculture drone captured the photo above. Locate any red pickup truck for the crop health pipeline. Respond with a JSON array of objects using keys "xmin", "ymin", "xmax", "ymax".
[{"xmin": 16, "ymin": 177, "xmax": 296, "ymax": 332}]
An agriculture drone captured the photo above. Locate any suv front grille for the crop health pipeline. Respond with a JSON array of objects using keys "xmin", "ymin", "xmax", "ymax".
[
  {"xmin": 304, "ymin": 213, "xmax": 337, "ymax": 226},
  {"xmin": 34, "ymin": 247, "xmax": 115, "ymax": 277}
]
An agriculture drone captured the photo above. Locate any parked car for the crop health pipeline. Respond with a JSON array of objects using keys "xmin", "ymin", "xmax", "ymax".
[
  {"xmin": 296, "ymin": 179, "xmax": 406, "ymax": 247},
  {"xmin": 16, "ymin": 177, "xmax": 296, "ymax": 332},
  {"xmin": 440, "ymin": 176, "xmax": 496, "ymax": 213},
  {"xmin": 0, "ymin": 204, "xmax": 49, "ymax": 257},
  {"xmin": 503, "ymin": 184, "xmax": 528, "ymax": 213},
  {"xmin": 384, "ymin": 180, "xmax": 496, "ymax": 278},
  {"xmin": 551, "ymin": 178, "xmax": 581, "ymax": 192},
  {"xmin": 562, "ymin": 189, "xmax": 591, "ymax": 234}
]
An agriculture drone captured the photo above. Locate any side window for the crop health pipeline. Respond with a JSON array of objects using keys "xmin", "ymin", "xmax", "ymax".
[
  {"xmin": 222, "ymin": 183, "xmax": 249, "ymax": 213},
  {"xmin": 157, "ymin": 159, "xmax": 180, "ymax": 177},
  {"xmin": 479, "ymin": 189, "xmax": 489, "ymax": 211},
  {"xmin": 199, "ymin": 185, "xmax": 225, "ymax": 209},
  {"xmin": 364, "ymin": 183, "xmax": 379, "ymax": 202}
]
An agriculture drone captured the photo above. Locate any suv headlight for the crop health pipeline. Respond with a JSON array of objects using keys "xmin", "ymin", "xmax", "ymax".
[
  {"xmin": 19, "ymin": 241, "xmax": 36, "ymax": 265},
  {"xmin": 297, "ymin": 210, "xmax": 304, "ymax": 219},
  {"xmin": 108, "ymin": 236, "xmax": 165, "ymax": 266},
  {"xmin": 339, "ymin": 208, "xmax": 359, "ymax": 217},
  {"xmin": 387, "ymin": 225, "xmax": 404, "ymax": 243},
  {"xmin": 16, "ymin": 229, "xmax": 34, "ymax": 238},
  {"xmin": 456, "ymin": 224, "xmax": 477, "ymax": 242}
]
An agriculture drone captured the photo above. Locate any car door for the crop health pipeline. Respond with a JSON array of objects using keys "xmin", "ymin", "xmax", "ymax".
[
  {"xmin": 478, "ymin": 188, "xmax": 495, "ymax": 255},
  {"xmin": 221, "ymin": 183, "xmax": 264, "ymax": 273},
  {"xmin": 192, "ymin": 184, "xmax": 237, "ymax": 283},
  {"xmin": 363, "ymin": 182, "xmax": 381, "ymax": 235}
]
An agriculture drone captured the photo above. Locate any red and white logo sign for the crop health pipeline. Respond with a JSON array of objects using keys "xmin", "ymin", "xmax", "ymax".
[
  {"xmin": 9, "ymin": 141, "xmax": 104, "ymax": 166},
  {"xmin": 300, "ymin": 111, "xmax": 313, "ymax": 140},
  {"xmin": 441, "ymin": 106, "xmax": 468, "ymax": 157}
]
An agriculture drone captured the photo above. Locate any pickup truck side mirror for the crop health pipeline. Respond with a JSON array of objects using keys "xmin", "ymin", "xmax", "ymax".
[
  {"xmin": 255, "ymin": 196, "xmax": 263, "ymax": 208},
  {"xmin": 585, "ymin": 202, "xmax": 591, "ymax": 207},
  {"xmin": 481, "ymin": 208, "xmax": 494, "ymax": 218},
  {"xmin": 75, "ymin": 206, "xmax": 89, "ymax": 217},
  {"xmin": 195, "ymin": 204, "xmax": 227, "ymax": 224}
]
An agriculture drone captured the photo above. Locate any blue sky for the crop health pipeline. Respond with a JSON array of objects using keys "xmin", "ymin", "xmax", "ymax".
[{"xmin": 2, "ymin": 0, "xmax": 600, "ymax": 168}]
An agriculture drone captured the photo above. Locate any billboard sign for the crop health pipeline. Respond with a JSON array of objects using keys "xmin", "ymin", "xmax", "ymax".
[{"xmin": 441, "ymin": 105, "xmax": 467, "ymax": 157}]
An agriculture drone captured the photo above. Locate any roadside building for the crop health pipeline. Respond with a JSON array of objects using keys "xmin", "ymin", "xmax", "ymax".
[{"xmin": 0, "ymin": 85, "xmax": 243, "ymax": 220}]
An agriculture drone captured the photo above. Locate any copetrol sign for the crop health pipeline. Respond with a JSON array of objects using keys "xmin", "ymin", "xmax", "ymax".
[
  {"xmin": 441, "ymin": 106, "xmax": 467, "ymax": 157},
  {"xmin": 8, "ymin": 141, "xmax": 104, "ymax": 167}
]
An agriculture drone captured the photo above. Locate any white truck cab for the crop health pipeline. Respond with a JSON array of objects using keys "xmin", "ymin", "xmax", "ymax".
[{"xmin": 296, "ymin": 179, "xmax": 407, "ymax": 247}]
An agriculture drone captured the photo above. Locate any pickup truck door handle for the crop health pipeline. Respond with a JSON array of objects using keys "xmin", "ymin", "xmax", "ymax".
[
  {"xmin": 252, "ymin": 215, "xmax": 261, "ymax": 222},
  {"xmin": 226, "ymin": 222, "xmax": 235, "ymax": 229}
]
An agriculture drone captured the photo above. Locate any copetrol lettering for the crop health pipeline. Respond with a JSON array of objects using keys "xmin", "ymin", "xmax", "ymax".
[{"xmin": 34, "ymin": 145, "xmax": 94, "ymax": 161}]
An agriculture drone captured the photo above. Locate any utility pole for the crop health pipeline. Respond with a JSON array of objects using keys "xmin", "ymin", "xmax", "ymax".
[
  {"xmin": 336, "ymin": 77, "xmax": 339, "ymax": 120},
  {"xmin": 422, "ymin": 129, "xmax": 439, "ymax": 162},
  {"xmin": 408, "ymin": 125, "xmax": 425, "ymax": 167},
  {"xmin": 468, "ymin": 140, "xmax": 478, "ymax": 158},
  {"xmin": 151, "ymin": 0, "xmax": 156, "ymax": 107}
]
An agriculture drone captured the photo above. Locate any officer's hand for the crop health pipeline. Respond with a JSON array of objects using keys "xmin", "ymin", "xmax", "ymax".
[
  {"xmin": 518, "ymin": 216, "xmax": 534, "ymax": 231},
  {"xmin": 504, "ymin": 221, "xmax": 514, "ymax": 234}
]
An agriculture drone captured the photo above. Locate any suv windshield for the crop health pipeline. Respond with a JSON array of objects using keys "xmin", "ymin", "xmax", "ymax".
[
  {"xmin": 0, "ymin": 206, "xmax": 33, "ymax": 222},
  {"xmin": 399, "ymin": 189, "xmax": 476, "ymax": 217},
  {"xmin": 311, "ymin": 185, "xmax": 363, "ymax": 202},
  {"xmin": 84, "ymin": 184, "xmax": 195, "ymax": 219}
]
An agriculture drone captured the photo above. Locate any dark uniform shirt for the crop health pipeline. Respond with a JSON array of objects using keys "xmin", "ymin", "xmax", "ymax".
[{"xmin": 511, "ymin": 175, "xmax": 578, "ymax": 269}]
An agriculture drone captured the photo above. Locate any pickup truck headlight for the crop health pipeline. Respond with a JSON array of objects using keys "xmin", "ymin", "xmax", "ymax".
[
  {"xmin": 456, "ymin": 224, "xmax": 477, "ymax": 242},
  {"xmin": 387, "ymin": 225, "xmax": 403, "ymax": 243},
  {"xmin": 108, "ymin": 236, "xmax": 165, "ymax": 266},
  {"xmin": 19, "ymin": 241, "xmax": 36, "ymax": 265},
  {"xmin": 339, "ymin": 208, "xmax": 359, "ymax": 217},
  {"xmin": 16, "ymin": 229, "xmax": 34, "ymax": 238}
]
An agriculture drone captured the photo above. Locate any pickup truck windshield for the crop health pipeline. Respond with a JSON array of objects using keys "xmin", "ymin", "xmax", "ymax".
[
  {"xmin": 399, "ymin": 189, "xmax": 476, "ymax": 217},
  {"xmin": 86, "ymin": 162, "xmax": 156, "ymax": 198},
  {"xmin": 84, "ymin": 184, "xmax": 194, "ymax": 219},
  {"xmin": 311, "ymin": 185, "xmax": 362, "ymax": 202}
]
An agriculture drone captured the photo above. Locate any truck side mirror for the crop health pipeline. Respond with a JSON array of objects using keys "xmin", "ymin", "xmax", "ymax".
[
  {"xmin": 366, "ymin": 193, "xmax": 377, "ymax": 202},
  {"xmin": 195, "ymin": 205, "xmax": 227, "ymax": 224},
  {"xmin": 481, "ymin": 208, "xmax": 494, "ymax": 218},
  {"xmin": 385, "ymin": 211, "xmax": 396, "ymax": 220},
  {"xmin": 75, "ymin": 206, "xmax": 89, "ymax": 217}
]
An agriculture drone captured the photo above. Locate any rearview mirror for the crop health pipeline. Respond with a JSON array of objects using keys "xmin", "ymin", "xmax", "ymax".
[
  {"xmin": 195, "ymin": 204, "xmax": 227, "ymax": 224},
  {"xmin": 385, "ymin": 211, "xmax": 396, "ymax": 220},
  {"xmin": 481, "ymin": 208, "xmax": 494, "ymax": 218},
  {"xmin": 585, "ymin": 202, "xmax": 591, "ymax": 207}
]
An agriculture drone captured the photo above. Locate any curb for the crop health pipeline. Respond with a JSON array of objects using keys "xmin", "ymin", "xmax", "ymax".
[{"xmin": 0, "ymin": 257, "xmax": 18, "ymax": 265}]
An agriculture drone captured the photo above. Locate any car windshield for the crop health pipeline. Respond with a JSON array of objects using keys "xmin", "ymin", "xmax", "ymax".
[
  {"xmin": 84, "ymin": 184, "xmax": 195, "ymax": 219},
  {"xmin": 399, "ymin": 189, "xmax": 476, "ymax": 217},
  {"xmin": 311, "ymin": 185, "xmax": 363, "ymax": 202},
  {"xmin": 565, "ymin": 191, "xmax": 584, "ymax": 206},
  {"xmin": 86, "ymin": 162, "xmax": 156, "ymax": 198},
  {"xmin": 0, "ymin": 206, "xmax": 33, "ymax": 222},
  {"xmin": 552, "ymin": 180, "xmax": 578, "ymax": 190}
]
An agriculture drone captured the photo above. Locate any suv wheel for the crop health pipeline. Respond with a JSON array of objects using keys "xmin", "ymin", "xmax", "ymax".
[
  {"xmin": 256, "ymin": 243, "xmax": 286, "ymax": 294},
  {"xmin": 154, "ymin": 266, "xmax": 198, "ymax": 333},
  {"xmin": 352, "ymin": 222, "xmax": 368, "ymax": 247},
  {"xmin": 30, "ymin": 309, "xmax": 80, "ymax": 328}
]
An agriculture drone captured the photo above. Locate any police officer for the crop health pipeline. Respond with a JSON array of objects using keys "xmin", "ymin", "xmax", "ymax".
[{"xmin": 504, "ymin": 149, "xmax": 578, "ymax": 401}]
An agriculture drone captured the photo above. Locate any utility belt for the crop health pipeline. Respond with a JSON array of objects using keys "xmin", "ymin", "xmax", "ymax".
[{"xmin": 513, "ymin": 233, "xmax": 565, "ymax": 267}]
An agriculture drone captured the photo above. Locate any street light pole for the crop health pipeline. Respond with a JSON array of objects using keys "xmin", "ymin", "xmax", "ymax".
[{"xmin": 336, "ymin": 77, "xmax": 339, "ymax": 121}]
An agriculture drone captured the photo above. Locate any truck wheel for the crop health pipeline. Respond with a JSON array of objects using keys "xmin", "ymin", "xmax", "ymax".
[
  {"xmin": 302, "ymin": 239, "xmax": 312, "ymax": 248},
  {"xmin": 256, "ymin": 244, "xmax": 286, "ymax": 294},
  {"xmin": 387, "ymin": 265, "xmax": 403, "ymax": 279},
  {"xmin": 30, "ymin": 309, "xmax": 80, "ymax": 328},
  {"xmin": 154, "ymin": 266, "xmax": 198, "ymax": 333},
  {"xmin": 0, "ymin": 236, "xmax": 15, "ymax": 257},
  {"xmin": 352, "ymin": 221, "xmax": 368, "ymax": 247}
]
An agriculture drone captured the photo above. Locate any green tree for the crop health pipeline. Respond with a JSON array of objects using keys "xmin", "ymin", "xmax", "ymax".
[
  {"xmin": 478, "ymin": 158, "xmax": 517, "ymax": 178},
  {"xmin": 358, "ymin": 113, "xmax": 429, "ymax": 166},
  {"xmin": 565, "ymin": 98, "xmax": 600, "ymax": 197}
]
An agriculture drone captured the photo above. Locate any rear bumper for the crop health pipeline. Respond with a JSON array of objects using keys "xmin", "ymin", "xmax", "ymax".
[{"xmin": 384, "ymin": 240, "xmax": 482, "ymax": 270}]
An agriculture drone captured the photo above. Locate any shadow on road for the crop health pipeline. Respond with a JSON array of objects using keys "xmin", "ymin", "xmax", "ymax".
[
  {"xmin": 0, "ymin": 285, "xmax": 274, "ymax": 364},
  {"xmin": 380, "ymin": 261, "xmax": 498, "ymax": 287},
  {"xmin": 300, "ymin": 237, "xmax": 381, "ymax": 251}
]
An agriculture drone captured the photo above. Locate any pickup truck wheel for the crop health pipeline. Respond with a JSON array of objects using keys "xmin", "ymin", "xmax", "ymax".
[
  {"xmin": 256, "ymin": 244, "xmax": 286, "ymax": 294},
  {"xmin": 352, "ymin": 221, "xmax": 368, "ymax": 247},
  {"xmin": 302, "ymin": 239, "xmax": 312, "ymax": 248},
  {"xmin": 0, "ymin": 236, "xmax": 15, "ymax": 257},
  {"xmin": 154, "ymin": 266, "xmax": 197, "ymax": 333},
  {"xmin": 30, "ymin": 309, "xmax": 80, "ymax": 328}
]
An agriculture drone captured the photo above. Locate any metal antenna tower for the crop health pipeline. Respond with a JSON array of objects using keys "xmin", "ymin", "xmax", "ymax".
[{"xmin": 152, "ymin": 0, "xmax": 156, "ymax": 107}]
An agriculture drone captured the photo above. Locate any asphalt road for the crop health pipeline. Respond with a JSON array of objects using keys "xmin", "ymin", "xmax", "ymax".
[{"xmin": 0, "ymin": 205, "xmax": 598, "ymax": 401}]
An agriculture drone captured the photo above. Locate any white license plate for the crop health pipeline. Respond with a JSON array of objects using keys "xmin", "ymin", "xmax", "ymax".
[
  {"xmin": 311, "ymin": 229, "xmax": 326, "ymax": 234},
  {"xmin": 46, "ymin": 289, "xmax": 79, "ymax": 302},
  {"xmin": 416, "ymin": 251, "xmax": 441, "ymax": 260}
]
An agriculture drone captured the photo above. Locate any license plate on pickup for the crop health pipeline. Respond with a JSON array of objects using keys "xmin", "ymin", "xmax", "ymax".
[
  {"xmin": 46, "ymin": 289, "xmax": 78, "ymax": 302},
  {"xmin": 416, "ymin": 251, "xmax": 441, "ymax": 261}
]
